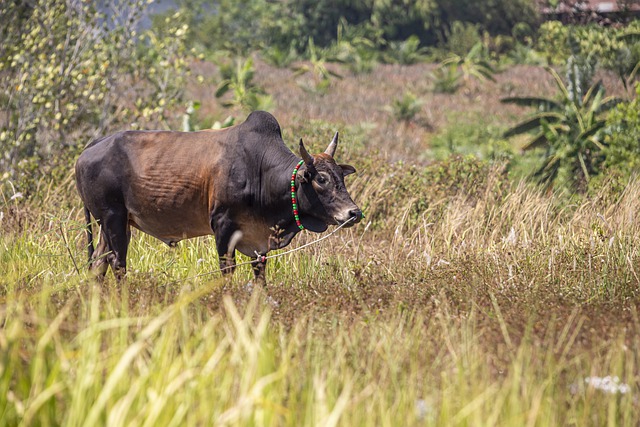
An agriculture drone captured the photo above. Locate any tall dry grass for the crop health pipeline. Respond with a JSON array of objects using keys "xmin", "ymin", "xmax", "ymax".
[{"xmin": 2, "ymin": 156, "xmax": 639, "ymax": 425}]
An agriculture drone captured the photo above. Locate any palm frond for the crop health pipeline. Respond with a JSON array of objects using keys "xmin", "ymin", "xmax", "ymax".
[
  {"xmin": 598, "ymin": 97, "xmax": 625, "ymax": 114},
  {"xmin": 545, "ymin": 66, "xmax": 571, "ymax": 101},
  {"xmin": 576, "ymin": 120, "xmax": 606, "ymax": 145},
  {"xmin": 582, "ymin": 80, "xmax": 604, "ymax": 107},
  {"xmin": 503, "ymin": 112, "xmax": 564, "ymax": 137},
  {"xmin": 617, "ymin": 31, "xmax": 640, "ymax": 42},
  {"xmin": 501, "ymin": 96, "xmax": 562, "ymax": 111},
  {"xmin": 521, "ymin": 132, "xmax": 548, "ymax": 151}
]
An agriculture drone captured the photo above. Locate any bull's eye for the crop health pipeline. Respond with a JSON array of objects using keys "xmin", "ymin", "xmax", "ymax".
[{"xmin": 316, "ymin": 174, "xmax": 328, "ymax": 185}]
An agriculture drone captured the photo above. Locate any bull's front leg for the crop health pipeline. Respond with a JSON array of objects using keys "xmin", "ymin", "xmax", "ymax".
[
  {"xmin": 212, "ymin": 210, "xmax": 239, "ymax": 277},
  {"xmin": 251, "ymin": 253, "xmax": 267, "ymax": 286},
  {"xmin": 218, "ymin": 249, "xmax": 236, "ymax": 275}
]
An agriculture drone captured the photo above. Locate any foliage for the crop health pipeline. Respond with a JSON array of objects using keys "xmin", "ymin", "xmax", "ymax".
[
  {"xmin": 382, "ymin": 35, "xmax": 429, "ymax": 65},
  {"xmin": 502, "ymin": 66, "xmax": 622, "ymax": 190},
  {"xmin": 440, "ymin": 42, "xmax": 497, "ymax": 84},
  {"xmin": 0, "ymin": 0, "xmax": 192, "ymax": 193},
  {"xmin": 536, "ymin": 20, "xmax": 640, "ymax": 81},
  {"xmin": 617, "ymin": 27, "xmax": 640, "ymax": 91},
  {"xmin": 152, "ymin": 0, "xmax": 285, "ymax": 54},
  {"xmin": 292, "ymin": 38, "xmax": 343, "ymax": 94},
  {"xmin": 602, "ymin": 83, "xmax": 640, "ymax": 177},
  {"xmin": 505, "ymin": 42, "xmax": 547, "ymax": 66},
  {"xmin": 386, "ymin": 92, "xmax": 424, "ymax": 123},
  {"xmin": 429, "ymin": 63, "xmax": 463, "ymax": 93},
  {"xmin": 215, "ymin": 57, "xmax": 274, "ymax": 112},
  {"xmin": 135, "ymin": 12, "xmax": 193, "ymax": 129},
  {"xmin": 260, "ymin": 45, "xmax": 299, "ymax": 68},
  {"xmin": 435, "ymin": 0, "xmax": 540, "ymax": 36},
  {"xmin": 439, "ymin": 21, "xmax": 483, "ymax": 57},
  {"xmin": 326, "ymin": 19, "xmax": 382, "ymax": 74},
  {"xmin": 427, "ymin": 119, "xmax": 513, "ymax": 162},
  {"xmin": 153, "ymin": 0, "xmax": 541, "ymax": 60},
  {"xmin": 370, "ymin": 0, "xmax": 439, "ymax": 43}
]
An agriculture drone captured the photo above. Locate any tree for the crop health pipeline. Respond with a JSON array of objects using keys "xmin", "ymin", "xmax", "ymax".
[{"xmin": 1, "ymin": 0, "xmax": 192, "ymax": 191}]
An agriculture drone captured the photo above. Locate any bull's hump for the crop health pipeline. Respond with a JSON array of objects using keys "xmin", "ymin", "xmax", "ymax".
[{"xmin": 243, "ymin": 111, "xmax": 282, "ymax": 138}]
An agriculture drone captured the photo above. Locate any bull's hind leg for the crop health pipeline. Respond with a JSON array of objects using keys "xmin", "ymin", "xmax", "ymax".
[
  {"xmin": 89, "ymin": 228, "xmax": 110, "ymax": 279},
  {"xmin": 100, "ymin": 210, "xmax": 131, "ymax": 281}
]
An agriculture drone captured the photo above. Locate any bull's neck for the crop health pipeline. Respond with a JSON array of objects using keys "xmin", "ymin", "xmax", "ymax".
[
  {"xmin": 257, "ymin": 155, "xmax": 307, "ymax": 249},
  {"xmin": 258, "ymin": 153, "xmax": 301, "ymax": 212}
]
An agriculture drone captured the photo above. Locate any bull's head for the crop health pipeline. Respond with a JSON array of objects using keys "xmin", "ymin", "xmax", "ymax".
[{"xmin": 297, "ymin": 132, "xmax": 363, "ymax": 229}]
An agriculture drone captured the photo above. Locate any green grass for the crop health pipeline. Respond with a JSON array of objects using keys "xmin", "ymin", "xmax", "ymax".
[{"xmin": 2, "ymin": 158, "xmax": 640, "ymax": 426}]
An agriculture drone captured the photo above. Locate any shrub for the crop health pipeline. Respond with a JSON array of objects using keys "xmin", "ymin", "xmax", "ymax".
[
  {"xmin": 536, "ymin": 21, "xmax": 640, "ymax": 76},
  {"xmin": 292, "ymin": 38, "xmax": 343, "ymax": 95},
  {"xmin": 215, "ymin": 57, "xmax": 274, "ymax": 112},
  {"xmin": 502, "ymin": 66, "xmax": 622, "ymax": 190},
  {"xmin": 386, "ymin": 92, "xmax": 424, "ymax": 123},
  {"xmin": 0, "ymin": 0, "xmax": 192, "ymax": 193},
  {"xmin": 382, "ymin": 35, "xmax": 429, "ymax": 65},
  {"xmin": 440, "ymin": 42, "xmax": 497, "ymax": 84},
  {"xmin": 602, "ymin": 83, "xmax": 640, "ymax": 178},
  {"xmin": 430, "ymin": 63, "xmax": 463, "ymax": 94}
]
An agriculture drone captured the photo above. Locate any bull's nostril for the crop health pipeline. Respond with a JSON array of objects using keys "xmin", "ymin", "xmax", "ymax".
[{"xmin": 349, "ymin": 209, "xmax": 363, "ymax": 221}]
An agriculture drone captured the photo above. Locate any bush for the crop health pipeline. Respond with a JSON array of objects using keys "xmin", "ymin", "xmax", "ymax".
[
  {"xmin": 0, "ymin": 0, "xmax": 193, "ymax": 193},
  {"xmin": 537, "ymin": 21, "xmax": 640, "ymax": 75},
  {"xmin": 602, "ymin": 83, "xmax": 640, "ymax": 178},
  {"xmin": 386, "ymin": 92, "xmax": 424, "ymax": 123},
  {"xmin": 502, "ymin": 66, "xmax": 623, "ymax": 190}
]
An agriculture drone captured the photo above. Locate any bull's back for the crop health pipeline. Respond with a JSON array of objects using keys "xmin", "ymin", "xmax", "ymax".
[{"xmin": 76, "ymin": 130, "xmax": 230, "ymax": 241}]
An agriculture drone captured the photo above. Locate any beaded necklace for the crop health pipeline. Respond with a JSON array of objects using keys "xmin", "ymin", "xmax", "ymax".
[{"xmin": 290, "ymin": 160, "xmax": 305, "ymax": 230}]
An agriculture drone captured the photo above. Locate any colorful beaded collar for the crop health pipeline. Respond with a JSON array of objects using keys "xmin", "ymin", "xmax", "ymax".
[{"xmin": 290, "ymin": 160, "xmax": 305, "ymax": 230}]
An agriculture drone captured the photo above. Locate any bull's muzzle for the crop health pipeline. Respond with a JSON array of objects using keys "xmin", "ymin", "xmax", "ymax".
[{"xmin": 335, "ymin": 208, "xmax": 363, "ymax": 227}]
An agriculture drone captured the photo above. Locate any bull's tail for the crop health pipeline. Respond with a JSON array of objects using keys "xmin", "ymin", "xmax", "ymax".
[{"xmin": 84, "ymin": 206, "xmax": 94, "ymax": 262}]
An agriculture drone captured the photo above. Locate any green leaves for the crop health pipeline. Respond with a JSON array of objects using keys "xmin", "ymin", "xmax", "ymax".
[
  {"xmin": 435, "ymin": 42, "xmax": 497, "ymax": 92},
  {"xmin": 291, "ymin": 38, "xmax": 343, "ymax": 95},
  {"xmin": 501, "ymin": 64, "xmax": 622, "ymax": 190},
  {"xmin": 215, "ymin": 57, "xmax": 273, "ymax": 112},
  {"xmin": 386, "ymin": 91, "xmax": 424, "ymax": 123},
  {"xmin": 0, "ymin": 0, "xmax": 193, "ymax": 192},
  {"xmin": 501, "ymin": 112, "xmax": 564, "ymax": 139},
  {"xmin": 383, "ymin": 35, "xmax": 428, "ymax": 65}
]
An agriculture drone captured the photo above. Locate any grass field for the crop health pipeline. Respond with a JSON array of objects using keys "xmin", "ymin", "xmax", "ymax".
[{"xmin": 1, "ymin": 60, "xmax": 639, "ymax": 426}]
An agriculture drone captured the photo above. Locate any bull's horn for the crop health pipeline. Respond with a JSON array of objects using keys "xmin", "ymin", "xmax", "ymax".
[
  {"xmin": 299, "ymin": 139, "xmax": 314, "ymax": 164},
  {"xmin": 325, "ymin": 132, "xmax": 338, "ymax": 157}
]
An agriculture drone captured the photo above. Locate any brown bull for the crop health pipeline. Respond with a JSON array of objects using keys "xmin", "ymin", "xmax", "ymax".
[{"xmin": 75, "ymin": 111, "xmax": 362, "ymax": 283}]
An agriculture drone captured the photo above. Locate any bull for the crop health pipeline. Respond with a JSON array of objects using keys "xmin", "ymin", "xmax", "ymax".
[{"xmin": 75, "ymin": 111, "xmax": 362, "ymax": 284}]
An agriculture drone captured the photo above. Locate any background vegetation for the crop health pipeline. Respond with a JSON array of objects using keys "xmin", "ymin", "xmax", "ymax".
[{"xmin": 1, "ymin": 0, "xmax": 640, "ymax": 425}]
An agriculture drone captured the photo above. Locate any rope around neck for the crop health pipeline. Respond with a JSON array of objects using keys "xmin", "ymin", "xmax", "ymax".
[
  {"xmin": 252, "ymin": 215, "xmax": 356, "ymax": 265},
  {"xmin": 171, "ymin": 216, "xmax": 357, "ymax": 283}
]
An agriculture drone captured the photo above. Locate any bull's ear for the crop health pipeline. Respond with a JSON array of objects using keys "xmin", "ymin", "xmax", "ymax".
[
  {"xmin": 297, "ymin": 165, "xmax": 312, "ymax": 183},
  {"xmin": 340, "ymin": 164, "xmax": 356, "ymax": 176}
]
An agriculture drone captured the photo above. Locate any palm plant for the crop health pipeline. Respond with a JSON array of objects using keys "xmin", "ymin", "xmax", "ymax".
[
  {"xmin": 215, "ymin": 57, "xmax": 273, "ymax": 111},
  {"xmin": 387, "ymin": 91, "xmax": 424, "ymax": 123},
  {"xmin": 440, "ymin": 42, "xmax": 496, "ymax": 83},
  {"xmin": 383, "ymin": 35, "xmax": 428, "ymax": 65},
  {"xmin": 430, "ymin": 63, "xmax": 462, "ymax": 94},
  {"xmin": 292, "ymin": 38, "xmax": 342, "ymax": 94},
  {"xmin": 502, "ymin": 66, "xmax": 622, "ymax": 189}
]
